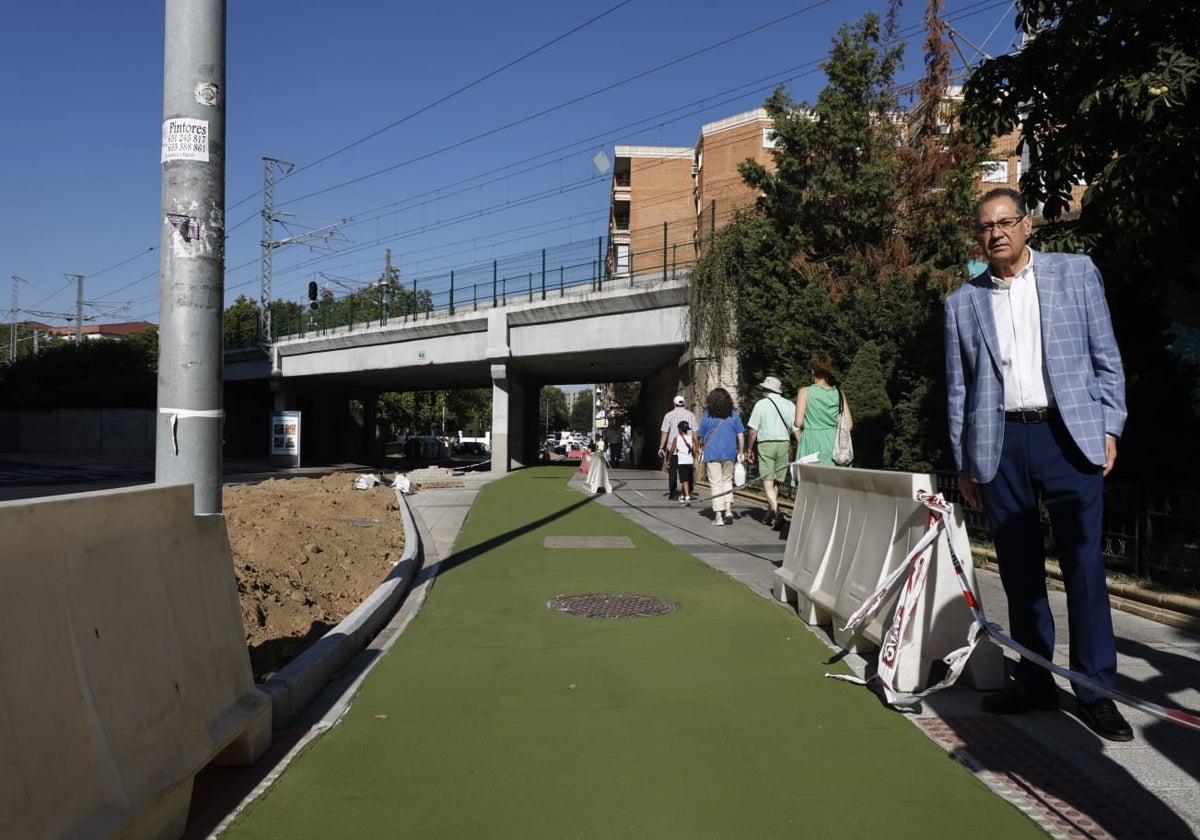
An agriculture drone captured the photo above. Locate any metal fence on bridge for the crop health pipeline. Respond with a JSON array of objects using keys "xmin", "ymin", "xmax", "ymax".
[{"xmin": 242, "ymin": 209, "xmax": 730, "ymax": 344}]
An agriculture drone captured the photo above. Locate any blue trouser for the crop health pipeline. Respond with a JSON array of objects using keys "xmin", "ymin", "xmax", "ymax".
[{"xmin": 980, "ymin": 414, "xmax": 1117, "ymax": 703}]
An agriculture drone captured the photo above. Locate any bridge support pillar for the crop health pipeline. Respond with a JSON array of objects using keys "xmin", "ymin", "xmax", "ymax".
[{"xmin": 490, "ymin": 363, "xmax": 528, "ymax": 472}]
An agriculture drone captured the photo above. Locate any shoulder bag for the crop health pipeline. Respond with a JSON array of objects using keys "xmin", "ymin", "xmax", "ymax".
[{"xmin": 832, "ymin": 388, "xmax": 854, "ymax": 467}]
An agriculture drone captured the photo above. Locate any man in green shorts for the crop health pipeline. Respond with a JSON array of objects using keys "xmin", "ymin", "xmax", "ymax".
[{"xmin": 745, "ymin": 375, "xmax": 797, "ymax": 530}]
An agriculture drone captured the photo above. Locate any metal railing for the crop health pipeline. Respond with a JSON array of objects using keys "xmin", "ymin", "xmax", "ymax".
[
  {"xmin": 933, "ymin": 471, "xmax": 1200, "ymax": 585},
  {"xmin": 742, "ymin": 467, "xmax": 1197, "ymax": 587},
  {"xmin": 224, "ymin": 204, "xmax": 748, "ymax": 349}
]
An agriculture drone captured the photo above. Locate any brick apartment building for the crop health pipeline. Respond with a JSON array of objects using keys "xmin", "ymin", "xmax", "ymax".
[
  {"xmin": 608, "ymin": 108, "xmax": 776, "ymax": 279},
  {"xmin": 606, "ymin": 94, "xmax": 1071, "ymax": 281}
]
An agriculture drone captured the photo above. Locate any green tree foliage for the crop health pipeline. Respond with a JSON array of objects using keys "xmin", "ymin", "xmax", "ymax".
[
  {"xmin": 224, "ymin": 264, "xmax": 436, "ymax": 345},
  {"xmin": 0, "ymin": 331, "xmax": 158, "ymax": 409},
  {"xmin": 841, "ymin": 341, "xmax": 893, "ymax": 468},
  {"xmin": 608, "ymin": 381, "xmax": 642, "ymax": 426},
  {"xmin": 539, "ymin": 386, "xmax": 569, "ymax": 436},
  {"xmin": 692, "ymin": 4, "xmax": 982, "ymax": 469},
  {"xmin": 377, "ymin": 388, "xmax": 491, "ymax": 439},
  {"xmin": 121, "ymin": 325, "xmax": 159, "ymax": 370},
  {"xmin": 961, "ymin": 1, "xmax": 1199, "ymax": 261},
  {"xmin": 223, "ymin": 295, "xmax": 262, "ymax": 346},
  {"xmin": 297, "ymin": 267, "xmax": 434, "ymax": 338},
  {"xmin": 960, "ymin": 0, "xmax": 1200, "ymax": 485},
  {"xmin": 1, "ymin": 324, "xmax": 66, "ymax": 363},
  {"xmin": 569, "ymin": 390, "xmax": 593, "ymax": 433}
]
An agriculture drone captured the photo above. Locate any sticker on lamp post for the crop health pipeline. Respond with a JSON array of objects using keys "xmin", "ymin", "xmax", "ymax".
[{"xmin": 161, "ymin": 118, "xmax": 210, "ymax": 163}]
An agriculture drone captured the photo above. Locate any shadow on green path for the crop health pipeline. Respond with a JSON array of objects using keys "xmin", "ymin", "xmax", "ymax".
[{"xmin": 224, "ymin": 467, "xmax": 1045, "ymax": 839}]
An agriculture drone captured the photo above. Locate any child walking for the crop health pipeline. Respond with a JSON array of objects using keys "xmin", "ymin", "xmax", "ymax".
[{"xmin": 671, "ymin": 420, "xmax": 697, "ymax": 504}]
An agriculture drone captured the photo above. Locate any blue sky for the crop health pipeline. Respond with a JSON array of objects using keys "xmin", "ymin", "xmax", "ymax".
[{"xmin": 2, "ymin": 0, "xmax": 1019, "ymax": 330}]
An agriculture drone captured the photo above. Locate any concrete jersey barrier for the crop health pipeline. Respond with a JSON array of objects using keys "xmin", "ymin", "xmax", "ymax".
[
  {"xmin": 774, "ymin": 464, "xmax": 1004, "ymax": 694},
  {"xmin": 0, "ymin": 483, "xmax": 270, "ymax": 839}
]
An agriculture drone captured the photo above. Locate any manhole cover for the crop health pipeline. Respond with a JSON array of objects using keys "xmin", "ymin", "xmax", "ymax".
[{"xmin": 548, "ymin": 593, "xmax": 677, "ymax": 619}]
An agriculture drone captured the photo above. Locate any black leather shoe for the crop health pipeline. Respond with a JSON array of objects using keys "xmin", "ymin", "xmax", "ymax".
[
  {"xmin": 1076, "ymin": 698, "xmax": 1134, "ymax": 742},
  {"xmin": 981, "ymin": 684, "xmax": 1059, "ymax": 715},
  {"xmin": 763, "ymin": 511, "xmax": 775, "ymax": 528}
]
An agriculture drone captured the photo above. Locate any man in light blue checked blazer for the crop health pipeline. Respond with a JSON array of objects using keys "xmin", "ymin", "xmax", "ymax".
[{"xmin": 944, "ymin": 187, "xmax": 1132, "ymax": 741}]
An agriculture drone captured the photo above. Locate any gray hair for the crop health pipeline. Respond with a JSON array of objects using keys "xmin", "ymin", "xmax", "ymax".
[{"xmin": 974, "ymin": 187, "xmax": 1027, "ymax": 221}]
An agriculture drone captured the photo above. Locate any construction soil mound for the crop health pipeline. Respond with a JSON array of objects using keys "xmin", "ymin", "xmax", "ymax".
[{"xmin": 222, "ymin": 472, "xmax": 405, "ymax": 681}]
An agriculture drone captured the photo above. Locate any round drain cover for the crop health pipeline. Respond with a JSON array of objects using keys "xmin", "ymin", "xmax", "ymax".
[{"xmin": 548, "ymin": 593, "xmax": 677, "ymax": 619}]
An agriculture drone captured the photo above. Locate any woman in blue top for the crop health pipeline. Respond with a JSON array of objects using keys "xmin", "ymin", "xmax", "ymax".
[{"xmin": 696, "ymin": 387, "xmax": 745, "ymax": 525}]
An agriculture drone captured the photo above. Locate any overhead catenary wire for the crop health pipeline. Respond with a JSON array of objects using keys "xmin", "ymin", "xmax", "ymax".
[
  {"xmin": 227, "ymin": 0, "xmax": 1013, "ymax": 300},
  {"xmin": 223, "ymin": 0, "xmax": 638, "ymax": 226},
  {"xmin": 29, "ymin": 0, "xmax": 1017, "ymax": 324},
  {"xmin": 123, "ymin": 0, "xmax": 1018, "ymax": 310}
]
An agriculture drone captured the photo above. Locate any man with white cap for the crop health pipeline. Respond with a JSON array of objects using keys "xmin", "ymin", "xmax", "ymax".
[
  {"xmin": 746, "ymin": 375, "xmax": 797, "ymax": 529},
  {"xmin": 657, "ymin": 394, "xmax": 697, "ymax": 501}
]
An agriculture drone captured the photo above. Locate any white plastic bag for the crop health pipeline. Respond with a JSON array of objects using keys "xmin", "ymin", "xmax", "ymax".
[
  {"xmin": 733, "ymin": 460, "xmax": 747, "ymax": 488},
  {"xmin": 353, "ymin": 473, "xmax": 382, "ymax": 490},
  {"xmin": 392, "ymin": 473, "xmax": 412, "ymax": 494}
]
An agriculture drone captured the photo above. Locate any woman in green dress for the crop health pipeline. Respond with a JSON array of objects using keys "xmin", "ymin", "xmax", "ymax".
[{"xmin": 794, "ymin": 352, "xmax": 853, "ymax": 466}]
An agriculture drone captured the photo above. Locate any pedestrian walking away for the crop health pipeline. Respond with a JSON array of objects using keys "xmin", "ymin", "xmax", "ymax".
[
  {"xmin": 670, "ymin": 420, "xmax": 697, "ymax": 504},
  {"xmin": 658, "ymin": 395, "xmax": 697, "ymax": 501},
  {"xmin": 745, "ymin": 375, "xmax": 796, "ymax": 529},
  {"xmin": 944, "ymin": 187, "xmax": 1132, "ymax": 742},
  {"xmin": 794, "ymin": 353, "xmax": 852, "ymax": 466},
  {"xmin": 696, "ymin": 387, "xmax": 745, "ymax": 526}
]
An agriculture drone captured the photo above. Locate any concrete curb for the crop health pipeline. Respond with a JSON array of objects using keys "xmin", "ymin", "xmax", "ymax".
[
  {"xmin": 258, "ymin": 486, "xmax": 421, "ymax": 730},
  {"xmin": 976, "ymin": 553, "xmax": 1200, "ymax": 633}
]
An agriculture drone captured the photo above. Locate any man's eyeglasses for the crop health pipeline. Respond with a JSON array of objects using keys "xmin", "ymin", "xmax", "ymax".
[{"xmin": 977, "ymin": 214, "xmax": 1027, "ymax": 235}]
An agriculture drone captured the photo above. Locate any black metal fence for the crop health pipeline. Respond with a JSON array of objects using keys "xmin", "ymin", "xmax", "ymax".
[{"xmin": 934, "ymin": 471, "xmax": 1200, "ymax": 586}]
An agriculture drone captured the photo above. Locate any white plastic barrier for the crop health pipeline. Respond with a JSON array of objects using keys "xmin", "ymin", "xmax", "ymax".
[
  {"xmin": 0, "ymin": 484, "xmax": 271, "ymax": 840},
  {"xmin": 582, "ymin": 452, "xmax": 612, "ymax": 494},
  {"xmin": 774, "ymin": 464, "xmax": 1003, "ymax": 693}
]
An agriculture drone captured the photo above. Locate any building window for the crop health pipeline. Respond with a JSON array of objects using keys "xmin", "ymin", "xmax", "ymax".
[
  {"xmin": 615, "ymin": 243, "xmax": 630, "ymax": 273},
  {"xmin": 981, "ymin": 160, "xmax": 1009, "ymax": 183},
  {"xmin": 762, "ymin": 127, "xmax": 778, "ymax": 149}
]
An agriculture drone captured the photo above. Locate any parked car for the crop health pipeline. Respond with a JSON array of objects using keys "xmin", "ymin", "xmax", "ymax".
[
  {"xmin": 404, "ymin": 436, "xmax": 446, "ymax": 461},
  {"xmin": 455, "ymin": 441, "xmax": 490, "ymax": 457}
]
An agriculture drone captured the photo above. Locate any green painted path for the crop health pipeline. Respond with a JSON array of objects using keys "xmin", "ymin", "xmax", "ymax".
[{"xmin": 223, "ymin": 467, "xmax": 1045, "ymax": 839}]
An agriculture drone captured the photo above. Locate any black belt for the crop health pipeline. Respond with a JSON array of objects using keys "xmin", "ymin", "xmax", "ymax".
[{"xmin": 1004, "ymin": 407, "xmax": 1055, "ymax": 423}]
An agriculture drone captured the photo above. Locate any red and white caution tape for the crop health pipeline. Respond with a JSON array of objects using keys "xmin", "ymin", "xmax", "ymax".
[
  {"xmin": 828, "ymin": 498, "xmax": 987, "ymax": 706},
  {"xmin": 829, "ymin": 490, "xmax": 1200, "ymax": 733}
]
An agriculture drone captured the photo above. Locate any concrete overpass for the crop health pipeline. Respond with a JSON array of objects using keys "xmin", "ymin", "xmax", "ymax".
[{"xmin": 224, "ymin": 273, "xmax": 708, "ymax": 469}]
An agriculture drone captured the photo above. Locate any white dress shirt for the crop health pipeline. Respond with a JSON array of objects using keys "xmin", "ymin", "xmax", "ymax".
[{"xmin": 991, "ymin": 251, "xmax": 1054, "ymax": 411}]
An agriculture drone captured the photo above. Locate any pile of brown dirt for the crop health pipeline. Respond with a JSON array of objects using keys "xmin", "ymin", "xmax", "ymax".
[{"xmin": 222, "ymin": 472, "xmax": 405, "ymax": 681}]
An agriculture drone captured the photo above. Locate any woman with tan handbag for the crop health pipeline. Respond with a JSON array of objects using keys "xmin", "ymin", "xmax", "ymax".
[{"xmin": 794, "ymin": 353, "xmax": 853, "ymax": 466}]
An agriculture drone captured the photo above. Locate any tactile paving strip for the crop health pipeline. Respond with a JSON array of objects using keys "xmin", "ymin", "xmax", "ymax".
[{"xmin": 918, "ymin": 716, "xmax": 1190, "ymax": 839}]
